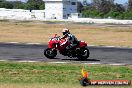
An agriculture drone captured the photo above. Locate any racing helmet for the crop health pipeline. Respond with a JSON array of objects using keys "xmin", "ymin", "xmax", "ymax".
[{"xmin": 62, "ymin": 28, "xmax": 70, "ymax": 36}]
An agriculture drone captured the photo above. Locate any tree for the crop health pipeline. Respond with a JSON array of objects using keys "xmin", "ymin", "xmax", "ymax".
[
  {"xmin": 128, "ymin": 0, "xmax": 132, "ymax": 10},
  {"xmin": 0, "ymin": 0, "xmax": 13, "ymax": 9},
  {"xmin": 123, "ymin": 10, "xmax": 132, "ymax": 20},
  {"xmin": 12, "ymin": 1, "xmax": 25, "ymax": 9},
  {"xmin": 105, "ymin": 10, "xmax": 120, "ymax": 18},
  {"xmin": 0, "ymin": 0, "xmax": 4, "ymax": 8},
  {"xmin": 92, "ymin": 0, "xmax": 102, "ymax": 10},
  {"xmin": 112, "ymin": 3, "xmax": 125, "ymax": 13},
  {"xmin": 77, "ymin": 2, "xmax": 83, "ymax": 13},
  {"xmin": 82, "ymin": 10, "xmax": 99, "ymax": 18},
  {"xmin": 92, "ymin": 0, "xmax": 115, "ymax": 14},
  {"xmin": 25, "ymin": 0, "xmax": 45, "ymax": 10}
]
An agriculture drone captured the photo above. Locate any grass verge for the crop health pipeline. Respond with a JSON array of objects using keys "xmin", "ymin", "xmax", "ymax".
[
  {"xmin": 0, "ymin": 61, "xmax": 131, "ymax": 88},
  {"xmin": 0, "ymin": 21, "xmax": 132, "ymax": 47}
]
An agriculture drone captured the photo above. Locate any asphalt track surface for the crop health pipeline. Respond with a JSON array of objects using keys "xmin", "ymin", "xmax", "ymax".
[{"xmin": 0, "ymin": 43, "xmax": 132, "ymax": 65}]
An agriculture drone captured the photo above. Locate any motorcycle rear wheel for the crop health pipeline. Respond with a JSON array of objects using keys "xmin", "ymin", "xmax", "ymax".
[
  {"xmin": 77, "ymin": 48, "xmax": 90, "ymax": 61},
  {"xmin": 44, "ymin": 48, "xmax": 57, "ymax": 59}
]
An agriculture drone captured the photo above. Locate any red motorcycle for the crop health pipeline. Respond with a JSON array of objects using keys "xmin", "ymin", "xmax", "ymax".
[{"xmin": 44, "ymin": 34, "xmax": 90, "ymax": 60}]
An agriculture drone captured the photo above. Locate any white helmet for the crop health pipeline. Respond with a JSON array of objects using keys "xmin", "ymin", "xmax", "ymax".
[{"xmin": 62, "ymin": 28, "xmax": 70, "ymax": 35}]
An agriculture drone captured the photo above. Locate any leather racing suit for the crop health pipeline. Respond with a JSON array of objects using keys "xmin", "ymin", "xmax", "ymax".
[{"xmin": 61, "ymin": 33, "xmax": 79, "ymax": 50}]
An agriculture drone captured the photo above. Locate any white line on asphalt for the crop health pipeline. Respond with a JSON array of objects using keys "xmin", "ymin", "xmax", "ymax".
[
  {"xmin": 109, "ymin": 63, "xmax": 126, "ymax": 66},
  {"xmin": 26, "ymin": 43, "xmax": 41, "ymax": 45},
  {"xmin": 17, "ymin": 60, "xmax": 40, "ymax": 63},
  {"xmin": 7, "ymin": 42, "xmax": 19, "ymax": 44},
  {"xmin": 0, "ymin": 60, "xmax": 129, "ymax": 66},
  {"xmin": 89, "ymin": 45, "xmax": 132, "ymax": 49},
  {"xmin": 105, "ymin": 46, "xmax": 117, "ymax": 48},
  {"xmin": 84, "ymin": 62, "xmax": 101, "ymax": 65},
  {"xmin": 0, "ymin": 60, "xmax": 7, "ymax": 62}
]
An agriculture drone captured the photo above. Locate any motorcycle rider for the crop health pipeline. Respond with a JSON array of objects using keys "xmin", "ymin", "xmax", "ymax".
[{"xmin": 61, "ymin": 28, "xmax": 79, "ymax": 56}]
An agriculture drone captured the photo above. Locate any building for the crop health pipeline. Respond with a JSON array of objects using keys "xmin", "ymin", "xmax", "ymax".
[{"xmin": 43, "ymin": 0, "xmax": 81, "ymax": 19}]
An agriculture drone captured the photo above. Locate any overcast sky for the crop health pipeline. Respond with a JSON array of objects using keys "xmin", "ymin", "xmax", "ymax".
[
  {"xmin": 6, "ymin": 0, "xmax": 128, "ymax": 4},
  {"xmin": 80, "ymin": 0, "xmax": 128, "ymax": 4},
  {"xmin": 113, "ymin": 0, "xmax": 128, "ymax": 4}
]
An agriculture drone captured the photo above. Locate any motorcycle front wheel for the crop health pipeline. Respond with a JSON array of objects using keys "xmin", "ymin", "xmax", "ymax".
[{"xmin": 44, "ymin": 48, "xmax": 57, "ymax": 59}]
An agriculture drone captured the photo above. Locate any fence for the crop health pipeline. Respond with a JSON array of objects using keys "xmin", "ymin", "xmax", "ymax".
[
  {"xmin": 0, "ymin": 8, "xmax": 132, "ymax": 24},
  {"xmin": 0, "ymin": 8, "xmax": 45, "ymax": 20},
  {"xmin": 68, "ymin": 17, "xmax": 132, "ymax": 24}
]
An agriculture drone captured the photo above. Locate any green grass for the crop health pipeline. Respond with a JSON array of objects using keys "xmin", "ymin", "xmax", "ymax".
[
  {"xmin": 0, "ymin": 62, "xmax": 132, "ymax": 85},
  {"xmin": 0, "ymin": 61, "xmax": 132, "ymax": 88}
]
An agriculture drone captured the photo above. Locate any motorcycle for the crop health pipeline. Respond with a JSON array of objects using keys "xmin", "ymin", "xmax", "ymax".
[{"xmin": 44, "ymin": 34, "xmax": 90, "ymax": 60}]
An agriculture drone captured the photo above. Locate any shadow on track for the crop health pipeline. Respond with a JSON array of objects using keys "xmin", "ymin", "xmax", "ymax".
[
  {"xmin": 62, "ymin": 58, "xmax": 100, "ymax": 61},
  {"xmin": 44, "ymin": 56, "xmax": 100, "ymax": 62},
  {"xmin": 46, "ymin": 57, "xmax": 61, "ymax": 60}
]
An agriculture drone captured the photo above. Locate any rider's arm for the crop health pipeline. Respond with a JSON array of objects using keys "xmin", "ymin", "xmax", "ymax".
[
  {"xmin": 60, "ymin": 38, "xmax": 68, "ymax": 46},
  {"xmin": 60, "ymin": 34, "xmax": 67, "ymax": 39}
]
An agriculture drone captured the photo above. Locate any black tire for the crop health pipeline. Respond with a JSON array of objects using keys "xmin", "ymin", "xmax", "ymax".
[
  {"xmin": 44, "ymin": 48, "xmax": 57, "ymax": 59},
  {"xmin": 80, "ymin": 77, "xmax": 91, "ymax": 86},
  {"xmin": 77, "ymin": 48, "xmax": 90, "ymax": 61}
]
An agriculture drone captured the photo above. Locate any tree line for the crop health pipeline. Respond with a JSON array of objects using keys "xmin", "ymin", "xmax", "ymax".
[
  {"xmin": 0, "ymin": 0, "xmax": 45, "ymax": 10},
  {"xmin": 78, "ymin": 0, "xmax": 132, "ymax": 20},
  {"xmin": 0, "ymin": 0, "xmax": 132, "ymax": 20}
]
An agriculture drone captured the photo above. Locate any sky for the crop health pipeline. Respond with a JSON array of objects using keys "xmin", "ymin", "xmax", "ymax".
[
  {"xmin": 6, "ymin": 0, "xmax": 128, "ymax": 4},
  {"xmin": 81, "ymin": 0, "xmax": 128, "ymax": 4},
  {"xmin": 114, "ymin": 0, "xmax": 128, "ymax": 4}
]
